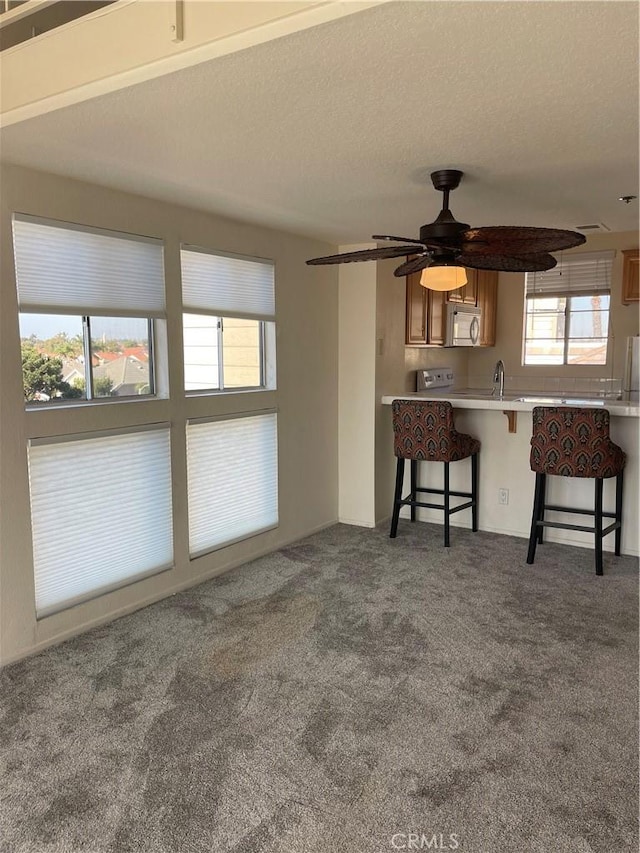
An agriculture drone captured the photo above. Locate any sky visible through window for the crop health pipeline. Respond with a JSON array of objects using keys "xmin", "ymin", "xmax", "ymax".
[{"xmin": 20, "ymin": 314, "xmax": 144, "ymax": 339}]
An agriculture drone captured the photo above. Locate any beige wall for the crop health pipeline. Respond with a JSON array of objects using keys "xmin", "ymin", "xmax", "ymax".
[
  {"xmin": 338, "ymin": 249, "xmax": 377, "ymax": 526},
  {"xmin": 374, "ymin": 258, "xmax": 406, "ymax": 524},
  {"xmin": 0, "ymin": 163, "xmax": 339, "ymax": 665},
  {"xmin": 405, "ymin": 346, "xmax": 470, "ymax": 392},
  {"xmin": 469, "ymin": 232, "xmax": 639, "ymax": 389}
]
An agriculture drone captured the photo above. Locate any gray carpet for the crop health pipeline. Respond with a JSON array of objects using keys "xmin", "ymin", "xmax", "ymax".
[{"xmin": 1, "ymin": 523, "xmax": 638, "ymax": 853}]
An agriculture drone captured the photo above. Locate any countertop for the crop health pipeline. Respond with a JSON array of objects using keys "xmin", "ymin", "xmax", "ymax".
[{"xmin": 381, "ymin": 389, "xmax": 640, "ymax": 418}]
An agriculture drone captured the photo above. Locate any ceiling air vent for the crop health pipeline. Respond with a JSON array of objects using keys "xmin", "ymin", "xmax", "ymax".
[{"xmin": 575, "ymin": 223, "xmax": 611, "ymax": 233}]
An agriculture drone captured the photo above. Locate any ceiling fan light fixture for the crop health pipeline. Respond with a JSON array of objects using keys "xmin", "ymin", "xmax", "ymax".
[{"xmin": 420, "ymin": 265, "xmax": 467, "ymax": 292}]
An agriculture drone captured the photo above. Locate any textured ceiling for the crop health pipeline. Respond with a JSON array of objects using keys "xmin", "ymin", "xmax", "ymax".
[{"xmin": 1, "ymin": 1, "xmax": 638, "ymax": 243}]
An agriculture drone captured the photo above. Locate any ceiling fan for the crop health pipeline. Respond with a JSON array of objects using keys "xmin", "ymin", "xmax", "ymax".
[{"xmin": 306, "ymin": 170, "xmax": 586, "ymax": 287}]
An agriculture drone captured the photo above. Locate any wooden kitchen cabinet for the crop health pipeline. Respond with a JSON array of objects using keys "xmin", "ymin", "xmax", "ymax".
[
  {"xmin": 475, "ymin": 269, "xmax": 498, "ymax": 346},
  {"xmin": 446, "ymin": 268, "xmax": 478, "ymax": 305},
  {"xmin": 621, "ymin": 249, "xmax": 639, "ymax": 304},
  {"xmin": 405, "ymin": 269, "xmax": 447, "ymax": 346},
  {"xmin": 405, "ymin": 265, "xmax": 498, "ymax": 346},
  {"xmin": 427, "ymin": 289, "xmax": 446, "ymax": 345},
  {"xmin": 405, "ymin": 269, "xmax": 428, "ymax": 345}
]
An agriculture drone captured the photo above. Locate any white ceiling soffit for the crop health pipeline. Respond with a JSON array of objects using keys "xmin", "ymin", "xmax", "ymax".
[
  {"xmin": 0, "ymin": 1, "xmax": 383, "ymax": 124},
  {"xmin": 0, "ymin": 1, "xmax": 638, "ymax": 243}
]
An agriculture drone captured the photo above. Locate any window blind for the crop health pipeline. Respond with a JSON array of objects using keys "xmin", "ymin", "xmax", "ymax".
[
  {"xmin": 181, "ymin": 246, "xmax": 275, "ymax": 319},
  {"xmin": 28, "ymin": 426, "xmax": 173, "ymax": 618},
  {"xmin": 13, "ymin": 214, "xmax": 166, "ymax": 316},
  {"xmin": 525, "ymin": 250, "xmax": 614, "ymax": 298},
  {"xmin": 187, "ymin": 412, "xmax": 278, "ymax": 556}
]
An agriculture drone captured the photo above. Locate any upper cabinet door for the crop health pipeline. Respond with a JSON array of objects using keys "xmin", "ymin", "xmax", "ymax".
[
  {"xmin": 426, "ymin": 290, "xmax": 446, "ymax": 345},
  {"xmin": 446, "ymin": 268, "xmax": 478, "ymax": 304},
  {"xmin": 622, "ymin": 249, "xmax": 639, "ymax": 304},
  {"xmin": 405, "ymin": 269, "xmax": 427, "ymax": 345},
  {"xmin": 476, "ymin": 269, "xmax": 498, "ymax": 346}
]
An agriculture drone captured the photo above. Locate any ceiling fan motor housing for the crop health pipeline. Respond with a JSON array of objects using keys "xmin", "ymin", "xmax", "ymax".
[
  {"xmin": 419, "ymin": 216, "xmax": 469, "ymax": 245},
  {"xmin": 420, "ymin": 169, "xmax": 469, "ymax": 248}
]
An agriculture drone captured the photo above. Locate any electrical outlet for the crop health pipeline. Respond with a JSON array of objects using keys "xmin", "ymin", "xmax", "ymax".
[{"xmin": 499, "ymin": 488, "xmax": 509, "ymax": 505}]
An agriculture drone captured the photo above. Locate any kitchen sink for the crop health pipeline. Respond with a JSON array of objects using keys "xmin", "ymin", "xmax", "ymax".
[{"xmin": 512, "ymin": 396, "xmax": 608, "ymax": 406}]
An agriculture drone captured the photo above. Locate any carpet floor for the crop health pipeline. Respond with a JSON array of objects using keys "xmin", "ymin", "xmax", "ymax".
[{"xmin": 1, "ymin": 523, "xmax": 638, "ymax": 853}]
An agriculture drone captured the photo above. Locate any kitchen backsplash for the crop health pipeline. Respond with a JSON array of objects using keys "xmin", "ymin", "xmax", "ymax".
[{"xmin": 467, "ymin": 374, "xmax": 623, "ymax": 398}]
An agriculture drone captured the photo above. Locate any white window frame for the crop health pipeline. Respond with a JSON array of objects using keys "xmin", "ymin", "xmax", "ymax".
[
  {"xmin": 522, "ymin": 251, "xmax": 613, "ymax": 367},
  {"xmin": 20, "ymin": 313, "xmax": 158, "ymax": 404},
  {"xmin": 180, "ymin": 245, "xmax": 276, "ymax": 395},
  {"xmin": 13, "ymin": 213, "xmax": 167, "ymax": 406}
]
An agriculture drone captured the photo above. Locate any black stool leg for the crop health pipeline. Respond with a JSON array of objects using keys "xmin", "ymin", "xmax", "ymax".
[
  {"xmin": 471, "ymin": 452, "xmax": 479, "ymax": 532},
  {"xmin": 527, "ymin": 473, "xmax": 544, "ymax": 564},
  {"xmin": 390, "ymin": 457, "xmax": 405, "ymax": 539},
  {"xmin": 615, "ymin": 471, "xmax": 624, "ymax": 556},
  {"xmin": 443, "ymin": 462, "xmax": 450, "ymax": 547},
  {"xmin": 537, "ymin": 473, "xmax": 546, "ymax": 544},
  {"xmin": 410, "ymin": 460, "xmax": 417, "ymax": 522},
  {"xmin": 594, "ymin": 478, "xmax": 604, "ymax": 576}
]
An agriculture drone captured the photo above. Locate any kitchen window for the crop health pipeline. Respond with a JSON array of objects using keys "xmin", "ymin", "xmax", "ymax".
[
  {"xmin": 523, "ymin": 250, "xmax": 613, "ymax": 366},
  {"xmin": 12, "ymin": 214, "xmax": 166, "ymax": 404},
  {"xmin": 180, "ymin": 246, "xmax": 276, "ymax": 393}
]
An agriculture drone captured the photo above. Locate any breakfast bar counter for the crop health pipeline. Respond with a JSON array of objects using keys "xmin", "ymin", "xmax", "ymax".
[
  {"xmin": 381, "ymin": 391, "xmax": 639, "ymax": 557},
  {"xmin": 381, "ymin": 390, "xmax": 640, "ymax": 419}
]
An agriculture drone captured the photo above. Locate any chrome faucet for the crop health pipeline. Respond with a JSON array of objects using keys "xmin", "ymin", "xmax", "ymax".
[{"xmin": 493, "ymin": 359, "xmax": 505, "ymax": 397}]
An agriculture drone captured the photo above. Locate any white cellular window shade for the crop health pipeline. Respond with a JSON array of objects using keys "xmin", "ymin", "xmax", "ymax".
[
  {"xmin": 13, "ymin": 214, "xmax": 166, "ymax": 316},
  {"xmin": 28, "ymin": 426, "xmax": 173, "ymax": 618},
  {"xmin": 181, "ymin": 246, "xmax": 275, "ymax": 319},
  {"xmin": 187, "ymin": 412, "xmax": 278, "ymax": 556},
  {"xmin": 525, "ymin": 251, "xmax": 614, "ymax": 298}
]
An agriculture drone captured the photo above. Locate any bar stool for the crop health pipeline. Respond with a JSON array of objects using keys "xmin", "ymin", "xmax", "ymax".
[
  {"xmin": 389, "ymin": 399, "xmax": 480, "ymax": 546},
  {"xmin": 527, "ymin": 406, "xmax": 626, "ymax": 576}
]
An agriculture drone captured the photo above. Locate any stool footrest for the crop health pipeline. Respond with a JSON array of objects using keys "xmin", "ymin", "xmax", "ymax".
[
  {"xmin": 399, "ymin": 496, "xmax": 475, "ymax": 515},
  {"xmin": 543, "ymin": 503, "xmax": 615, "ymax": 519},
  {"xmin": 415, "ymin": 486, "xmax": 473, "ymax": 499},
  {"xmin": 535, "ymin": 519, "xmax": 621, "ymax": 535}
]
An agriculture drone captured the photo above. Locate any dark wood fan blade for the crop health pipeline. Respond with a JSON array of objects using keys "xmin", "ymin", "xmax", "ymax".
[
  {"xmin": 372, "ymin": 234, "xmax": 425, "ymax": 245},
  {"xmin": 393, "ymin": 254, "xmax": 431, "ymax": 277},
  {"xmin": 461, "ymin": 226, "xmax": 586, "ymax": 255},
  {"xmin": 458, "ymin": 253, "xmax": 557, "ymax": 272},
  {"xmin": 306, "ymin": 245, "xmax": 420, "ymax": 265}
]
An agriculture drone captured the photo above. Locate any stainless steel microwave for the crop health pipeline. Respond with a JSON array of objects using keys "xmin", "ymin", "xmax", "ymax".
[{"xmin": 445, "ymin": 303, "xmax": 481, "ymax": 346}]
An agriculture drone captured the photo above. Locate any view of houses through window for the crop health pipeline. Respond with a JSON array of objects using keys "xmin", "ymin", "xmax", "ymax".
[
  {"xmin": 523, "ymin": 294, "xmax": 610, "ymax": 365},
  {"xmin": 183, "ymin": 314, "xmax": 262, "ymax": 391},
  {"xmin": 19, "ymin": 313, "xmax": 153, "ymax": 402},
  {"xmin": 522, "ymin": 250, "xmax": 613, "ymax": 367}
]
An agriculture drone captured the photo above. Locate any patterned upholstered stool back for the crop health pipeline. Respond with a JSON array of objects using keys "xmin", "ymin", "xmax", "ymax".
[
  {"xmin": 391, "ymin": 399, "xmax": 480, "ymax": 463},
  {"xmin": 530, "ymin": 407, "xmax": 626, "ymax": 479}
]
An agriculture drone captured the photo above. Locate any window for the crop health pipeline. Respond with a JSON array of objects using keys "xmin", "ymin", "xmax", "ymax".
[
  {"xmin": 523, "ymin": 251, "xmax": 613, "ymax": 366},
  {"xmin": 181, "ymin": 246, "xmax": 275, "ymax": 392},
  {"xmin": 13, "ymin": 214, "xmax": 165, "ymax": 404},
  {"xmin": 27, "ymin": 425, "xmax": 174, "ymax": 618},
  {"xmin": 186, "ymin": 412, "xmax": 278, "ymax": 557}
]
